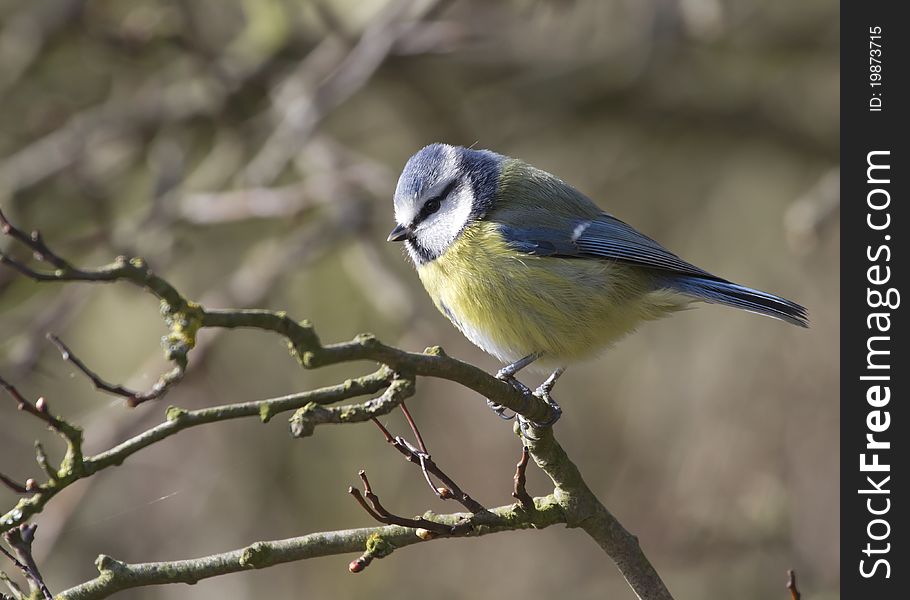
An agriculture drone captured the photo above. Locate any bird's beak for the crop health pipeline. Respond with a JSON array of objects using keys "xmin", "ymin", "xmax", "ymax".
[{"xmin": 387, "ymin": 224, "xmax": 412, "ymax": 242}]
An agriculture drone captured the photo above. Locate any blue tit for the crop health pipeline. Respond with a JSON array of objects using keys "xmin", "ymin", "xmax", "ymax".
[{"xmin": 387, "ymin": 143, "xmax": 807, "ymax": 423}]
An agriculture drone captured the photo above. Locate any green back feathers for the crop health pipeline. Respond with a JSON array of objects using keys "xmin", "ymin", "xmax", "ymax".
[{"xmin": 494, "ymin": 159, "xmax": 602, "ymax": 223}]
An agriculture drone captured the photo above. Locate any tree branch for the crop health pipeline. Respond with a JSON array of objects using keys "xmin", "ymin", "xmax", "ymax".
[
  {"xmin": 2, "ymin": 210, "xmax": 673, "ymax": 600},
  {"xmin": 1, "ymin": 368, "xmax": 397, "ymax": 532},
  {"xmin": 1, "ymin": 209, "xmax": 552, "ymax": 421},
  {"xmin": 521, "ymin": 425, "xmax": 674, "ymax": 600},
  {"xmin": 199, "ymin": 309, "xmax": 556, "ymax": 423},
  {"xmin": 56, "ymin": 497, "xmax": 564, "ymax": 600},
  {"xmin": 2, "ymin": 525, "xmax": 52, "ymax": 600}
]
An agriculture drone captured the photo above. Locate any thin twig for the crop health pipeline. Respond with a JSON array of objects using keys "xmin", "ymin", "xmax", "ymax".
[
  {"xmin": 370, "ymin": 418, "xmax": 484, "ymax": 513},
  {"xmin": 45, "ymin": 334, "xmax": 176, "ymax": 407},
  {"xmin": 32, "ymin": 444, "xmax": 56, "ymax": 483},
  {"xmin": 398, "ymin": 401, "xmax": 428, "ymax": 455},
  {"xmin": 1, "ymin": 568, "xmax": 27, "ymax": 599},
  {"xmin": 0, "ymin": 375, "xmax": 64, "ymax": 432},
  {"xmin": 0, "ymin": 546, "xmax": 26, "ymax": 574},
  {"xmin": 397, "ymin": 401, "xmax": 445, "ymax": 498},
  {"xmin": 348, "ymin": 470, "xmax": 468, "ymax": 536},
  {"xmin": 0, "ymin": 211, "xmax": 72, "ymax": 271},
  {"xmin": 0, "ymin": 375, "xmax": 84, "ymax": 515},
  {"xmin": 2, "ymin": 525, "xmax": 53, "ymax": 600},
  {"xmin": 512, "ymin": 445, "xmax": 534, "ymax": 510},
  {"xmin": 0, "ymin": 474, "xmax": 26, "ymax": 495},
  {"xmin": 370, "ymin": 418, "xmax": 437, "ymax": 495},
  {"xmin": 787, "ymin": 570, "xmax": 801, "ymax": 600}
]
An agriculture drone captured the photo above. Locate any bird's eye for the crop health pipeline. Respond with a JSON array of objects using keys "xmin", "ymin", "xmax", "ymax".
[
  {"xmin": 416, "ymin": 179, "xmax": 457, "ymax": 223},
  {"xmin": 424, "ymin": 198, "xmax": 441, "ymax": 215}
]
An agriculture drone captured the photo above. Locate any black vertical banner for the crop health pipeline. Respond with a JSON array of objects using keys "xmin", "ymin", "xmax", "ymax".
[{"xmin": 841, "ymin": 2, "xmax": 907, "ymax": 598}]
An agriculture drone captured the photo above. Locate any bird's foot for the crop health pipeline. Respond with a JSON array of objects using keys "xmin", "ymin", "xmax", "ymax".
[
  {"xmin": 492, "ymin": 364, "xmax": 565, "ymax": 428},
  {"xmin": 495, "ymin": 369, "xmax": 533, "ymax": 396},
  {"xmin": 516, "ymin": 386, "xmax": 562, "ymax": 434},
  {"xmin": 487, "ymin": 366, "xmax": 537, "ymax": 420},
  {"xmin": 486, "ymin": 373, "xmax": 530, "ymax": 420},
  {"xmin": 532, "ymin": 383, "xmax": 563, "ymax": 427},
  {"xmin": 531, "ymin": 367, "xmax": 564, "ymax": 427}
]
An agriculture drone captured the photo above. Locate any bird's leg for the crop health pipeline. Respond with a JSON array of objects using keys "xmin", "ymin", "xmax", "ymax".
[
  {"xmin": 537, "ymin": 367, "xmax": 565, "ymax": 397},
  {"xmin": 487, "ymin": 353, "xmax": 540, "ymax": 420},
  {"xmin": 496, "ymin": 353, "xmax": 540, "ymax": 382},
  {"xmin": 518, "ymin": 367, "xmax": 565, "ymax": 431}
]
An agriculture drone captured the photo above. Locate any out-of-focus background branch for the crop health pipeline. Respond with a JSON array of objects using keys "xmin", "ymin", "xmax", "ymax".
[{"xmin": 1, "ymin": 0, "xmax": 837, "ymax": 598}]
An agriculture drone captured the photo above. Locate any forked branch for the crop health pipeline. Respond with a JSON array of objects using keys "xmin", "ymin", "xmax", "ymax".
[{"xmin": 1, "ymin": 209, "xmax": 673, "ymax": 600}]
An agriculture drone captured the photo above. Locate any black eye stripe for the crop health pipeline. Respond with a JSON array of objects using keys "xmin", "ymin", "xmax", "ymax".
[{"xmin": 415, "ymin": 179, "xmax": 458, "ymax": 223}]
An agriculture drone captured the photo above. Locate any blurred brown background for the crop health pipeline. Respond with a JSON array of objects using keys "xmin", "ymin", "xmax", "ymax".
[{"xmin": 0, "ymin": 0, "xmax": 838, "ymax": 598}]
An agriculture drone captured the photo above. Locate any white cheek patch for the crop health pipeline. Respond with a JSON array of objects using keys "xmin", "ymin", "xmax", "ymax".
[{"xmin": 414, "ymin": 184, "xmax": 474, "ymax": 258}]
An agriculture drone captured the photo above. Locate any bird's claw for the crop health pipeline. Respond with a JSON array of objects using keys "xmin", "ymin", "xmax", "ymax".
[
  {"xmin": 486, "ymin": 398, "xmax": 515, "ymax": 420},
  {"xmin": 487, "ymin": 371, "xmax": 536, "ymax": 420},
  {"xmin": 489, "ymin": 371, "xmax": 561, "ymax": 429},
  {"xmin": 516, "ymin": 385, "xmax": 562, "ymax": 433},
  {"xmin": 495, "ymin": 371, "xmax": 533, "ymax": 397}
]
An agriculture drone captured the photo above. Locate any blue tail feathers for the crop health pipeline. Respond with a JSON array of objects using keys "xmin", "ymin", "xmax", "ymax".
[{"xmin": 663, "ymin": 276, "xmax": 809, "ymax": 328}]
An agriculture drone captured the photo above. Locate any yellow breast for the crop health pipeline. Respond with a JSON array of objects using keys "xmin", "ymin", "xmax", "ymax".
[{"xmin": 416, "ymin": 221, "xmax": 687, "ymax": 366}]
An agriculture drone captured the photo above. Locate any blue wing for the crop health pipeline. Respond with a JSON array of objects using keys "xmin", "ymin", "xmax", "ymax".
[
  {"xmin": 498, "ymin": 213, "xmax": 715, "ymax": 279},
  {"xmin": 496, "ymin": 213, "xmax": 809, "ymax": 327}
]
